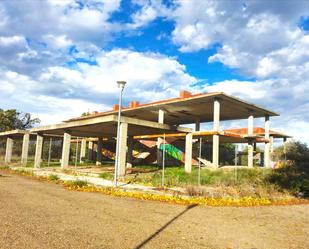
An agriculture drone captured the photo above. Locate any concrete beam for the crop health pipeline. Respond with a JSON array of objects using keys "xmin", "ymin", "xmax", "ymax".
[
  {"xmin": 96, "ymin": 138, "xmax": 103, "ymax": 165},
  {"xmin": 248, "ymin": 112, "xmax": 254, "ymax": 168},
  {"xmin": 21, "ymin": 133, "xmax": 30, "ymax": 165},
  {"xmin": 5, "ymin": 137, "xmax": 13, "ymax": 163},
  {"xmin": 185, "ymin": 133, "xmax": 193, "ymax": 173},
  {"xmin": 126, "ymin": 137, "xmax": 133, "ymax": 168},
  {"xmin": 264, "ymin": 115, "xmax": 270, "ymax": 167},
  {"xmin": 61, "ymin": 132, "xmax": 71, "ymax": 168},
  {"xmin": 30, "ymin": 115, "xmax": 117, "ymax": 133},
  {"xmin": 34, "ymin": 134, "xmax": 43, "ymax": 168},
  {"xmin": 212, "ymin": 98, "xmax": 220, "ymax": 167},
  {"xmin": 118, "ymin": 122, "xmax": 128, "ymax": 176},
  {"xmin": 80, "ymin": 139, "xmax": 86, "ymax": 163},
  {"xmin": 120, "ymin": 116, "xmax": 192, "ymax": 133}
]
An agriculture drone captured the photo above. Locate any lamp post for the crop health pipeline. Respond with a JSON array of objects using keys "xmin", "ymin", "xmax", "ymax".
[{"xmin": 114, "ymin": 81, "xmax": 126, "ymax": 187}]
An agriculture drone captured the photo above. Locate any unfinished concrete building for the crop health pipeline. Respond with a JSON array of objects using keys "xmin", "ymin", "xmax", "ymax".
[{"xmin": 0, "ymin": 91, "xmax": 290, "ymax": 175}]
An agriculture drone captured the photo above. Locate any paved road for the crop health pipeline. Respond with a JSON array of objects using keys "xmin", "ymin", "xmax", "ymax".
[{"xmin": 0, "ymin": 171, "xmax": 308, "ymax": 249}]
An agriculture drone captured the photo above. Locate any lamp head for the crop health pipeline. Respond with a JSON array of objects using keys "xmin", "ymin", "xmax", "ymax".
[{"xmin": 117, "ymin": 81, "xmax": 126, "ymax": 90}]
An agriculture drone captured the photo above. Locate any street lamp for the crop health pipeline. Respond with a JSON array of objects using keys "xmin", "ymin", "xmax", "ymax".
[{"xmin": 114, "ymin": 81, "xmax": 126, "ymax": 187}]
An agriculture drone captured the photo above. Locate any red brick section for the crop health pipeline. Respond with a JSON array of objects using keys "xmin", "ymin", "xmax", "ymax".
[
  {"xmin": 112, "ymin": 104, "xmax": 120, "ymax": 111},
  {"xmin": 225, "ymin": 127, "xmax": 274, "ymax": 135},
  {"xmin": 179, "ymin": 90, "xmax": 192, "ymax": 98},
  {"xmin": 129, "ymin": 101, "xmax": 140, "ymax": 108}
]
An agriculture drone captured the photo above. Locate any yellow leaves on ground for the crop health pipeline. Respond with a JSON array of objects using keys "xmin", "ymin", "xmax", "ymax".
[{"xmin": 64, "ymin": 184, "xmax": 309, "ymax": 207}]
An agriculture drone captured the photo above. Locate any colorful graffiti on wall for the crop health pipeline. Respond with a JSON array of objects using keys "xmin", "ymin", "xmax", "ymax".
[
  {"xmin": 159, "ymin": 143, "xmax": 184, "ymax": 162},
  {"xmin": 101, "ymin": 149, "xmax": 115, "ymax": 160}
]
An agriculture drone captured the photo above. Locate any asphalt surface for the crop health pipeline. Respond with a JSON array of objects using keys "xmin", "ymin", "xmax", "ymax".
[{"xmin": 0, "ymin": 171, "xmax": 308, "ymax": 249}]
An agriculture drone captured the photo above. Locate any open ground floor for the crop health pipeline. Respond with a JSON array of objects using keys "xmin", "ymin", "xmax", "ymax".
[{"xmin": 0, "ymin": 172, "xmax": 308, "ymax": 249}]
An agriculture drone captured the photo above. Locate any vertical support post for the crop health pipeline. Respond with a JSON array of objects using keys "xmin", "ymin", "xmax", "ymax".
[
  {"xmin": 212, "ymin": 98, "xmax": 220, "ymax": 168},
  {"xmin": 185, "ymin": 133, "xmax": 193, "ymax": 173},
  {"xmin": 126, "ymin": 137, "xmax": 133, "ymax": 168},
  {"xmin": 118, "ymin": 122, "xmax": 128, "ymax": 176},
  {"xmin": 61, "ymin": 132, "xmax": 71, "ymax": 168},
  {"xmin": 34, "ymin": 134, "xmax": 43, "ymax": 168},
  {"xmin": 88, "ymin": 141, "xmax": 94, "ymax": 161},
  {"xmin": 247, "ymin": 111, "xmax": 254, "ymax": 168},
  {"xmin": 195, "ymin": 119, "xmax": 200, "ymax": 131},
  {"xmin": 264, "ymin": 115, "xmax": 270, "ymax": 167},
  {"xmin": 80, "ymin": 139, "xmax": 86, "ymax": 163},
  {"xmin": 157, "ymin": 109, "xmax": 164, "ymax": 166},
  {"xmin": 96, "ymin": 138, "xmax": 103, "ymax": 165},
  {"xmin": 21, "ymin": 133, "xmax": 30, "ymax": 165},
  {"xmin": 5, "ymin": 137, "xmax": 13, "ymax": 164},
  {"xmin": 270, "ymin": 136, "xmax": 274, "ymax": 154},
  {"xmin": 47, "ymin": 137, "xmax": 52, "ymax": 167}
]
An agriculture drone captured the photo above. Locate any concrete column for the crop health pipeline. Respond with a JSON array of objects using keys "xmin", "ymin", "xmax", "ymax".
[
  {"xmin": 212, "ymin": 98, "xmax": 220, "ymax": 167},
  {"xmin": 248, "ymin": 112, "xmax": 254, "ymax": 168},
  {"xmin": 157, "ymin": 109, "xmax": 164, "ymax": 166},
  {"xmin": 118, "ymin": 122, "xmax": 128, "ymax": 176},
  {"xmin": 126, "ymin": 137, "xmax": 133, "ymax": 168},
  {"xmin": 21, "ymin": 133, "xmax": 30, "ymax": 165},
  {"xmin": 61, "ymin": 132, "xmax": 71, "ymax": 168},
  {"xmin": 283, "ymin": 137, "xmax": 287, "ymax": 154},
  {"xmin": 264, "ymin": 115, "xmax": 270, "ymax": 167},
  {"xmin": 88, "ymin": 141, "xmax": 94, "ymax": 161},
  {"xmin": 5, "ymin": 137, "xmax": 13, "ymax": 164},
  {"xmin": 270, "ymin": 136, "xmax": 274, "ymax": 153},
  {"xmin": 195, "ymin": 119, "xmax": 200, "ymax": 131},
  {"xmin": 185, "ymin": 133, "xmax": 193, "ymax": 173},
  {"xmin": 34, "ymin": 134, "xmax": 43, "ymax": 168},
  {"xmin": 80, "ymin": 139, "xmax": 86, "ymax": 163},
  {"xmin": 96, "ymin": 138, "xmax": 103, "ymax": 165}
]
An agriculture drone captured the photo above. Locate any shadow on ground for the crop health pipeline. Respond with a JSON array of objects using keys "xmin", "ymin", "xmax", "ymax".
[{"xmin": 134, "ymin": 204, "xmax": 197, "ymax": 249}]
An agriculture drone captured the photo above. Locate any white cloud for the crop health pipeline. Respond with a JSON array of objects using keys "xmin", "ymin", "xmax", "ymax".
[{"xmin": 0, "ymin": 49, "xmax": 197, "ymax": 124}]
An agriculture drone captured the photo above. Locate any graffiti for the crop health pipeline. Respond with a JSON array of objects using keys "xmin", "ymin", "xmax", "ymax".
[
  {"xmin": 159, "ymin": 143, "xmax": 184, "ymax": 161},
  {"xmin": 101, "ymin": 148, "xmax": 115, "ymax": 160}
]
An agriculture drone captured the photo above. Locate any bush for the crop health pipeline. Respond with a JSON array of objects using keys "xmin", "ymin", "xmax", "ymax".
[
  {"xmin": 48, "ymin": 174, "xmax": 59, "ymax": 181},
  {"xmin": 268, "ymin": 162, "xmax": 309, "ymax": 197},
  {"xmin": 64, "ymin": 180, "xmax": 88, "ymax": 188}
]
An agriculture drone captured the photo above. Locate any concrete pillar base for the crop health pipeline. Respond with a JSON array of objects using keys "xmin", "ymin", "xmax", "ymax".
[
  {"xmin": 185, "ymin": 133, "xmax": 193, "ymax": 173},
  {"xmin": 118, "ymin": 123, "xmax": 128, "ymax": 176},
  {"xmin": 80, "ymin": 139, "xmax": 87, "ymax": 163},
  {"xmin": 34, "ymin": 135, "xmax": 43, "ymax": 168},
  {"xmin": 5, "ymin": 137, "xmax": 13, "ymax": 164},
  {"xmin": 61, "ymin": 132, "xmax": 71, "ymax": 168},
  {"xmin": 21, "ymin": 133, "xmax": 30, "ymax": 165},
  {"xmin": 96, "ymin": 138, "xmax": 103, "ymax": 165},
  {"xmin": 212, "ymin": 134, "xmax": 219, "ymax": 168}
]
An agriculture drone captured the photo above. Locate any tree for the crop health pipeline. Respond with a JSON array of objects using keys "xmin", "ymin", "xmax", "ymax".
[{"xmin": 0, "ymin": 109, "xmax": 40, "ymax": 132}]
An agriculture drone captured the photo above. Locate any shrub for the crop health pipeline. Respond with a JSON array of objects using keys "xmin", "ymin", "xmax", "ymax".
[
  {"xmin": 268, "ymin": 162, "xmax": 309, "ymax": 198},
  {"xmin": 64, "ymin": 180, "xmax": 88, "ymax": 188},
  {"xmin": 48, "ymin": 174, "xmax": 59, "ymax": 181}
]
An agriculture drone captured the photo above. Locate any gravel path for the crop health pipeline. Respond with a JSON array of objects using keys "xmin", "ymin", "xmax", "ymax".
[{"xmin": 0, "ymin": 171, "xmax": 308, "ymax": 249}]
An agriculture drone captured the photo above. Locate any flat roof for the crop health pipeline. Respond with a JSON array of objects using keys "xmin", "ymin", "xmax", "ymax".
[
  {"xmin": 67, "ymin": 91, "xmax": 279, "ymax": 125},
  {"xmin": 30, "ymin": 114, "xmax": 192, "ymax": 137}
]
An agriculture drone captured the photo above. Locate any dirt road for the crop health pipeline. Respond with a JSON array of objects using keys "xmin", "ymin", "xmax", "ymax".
[{"xmin": 0, "ymin": 171, "xmax": 308, "ymax": 249}]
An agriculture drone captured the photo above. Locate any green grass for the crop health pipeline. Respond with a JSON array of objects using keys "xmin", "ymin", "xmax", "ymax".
[
  {"xmin": 125, "ymin": 166, "xmax": 273, "ymax": 187},
  {"xmin": 98, "ymin": 172, "xmax": 114, "ymax": 180},
  {"xmin": 48, "ymin": 174, "xmax": 59, "ymax": 181},
  {"xmin": 64, "ymin": 180, "xmax": 88, "ymax": 188}
]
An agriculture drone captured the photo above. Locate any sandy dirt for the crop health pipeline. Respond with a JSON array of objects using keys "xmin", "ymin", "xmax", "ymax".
[{"xmin": 0, "ymin": 171, "xmax": 308, "ymax": 249}]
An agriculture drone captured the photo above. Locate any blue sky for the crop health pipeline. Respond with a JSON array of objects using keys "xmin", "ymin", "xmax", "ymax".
[{"xmin": 0, "ymin": 0, "xmax": 308, "ymax": 142}]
